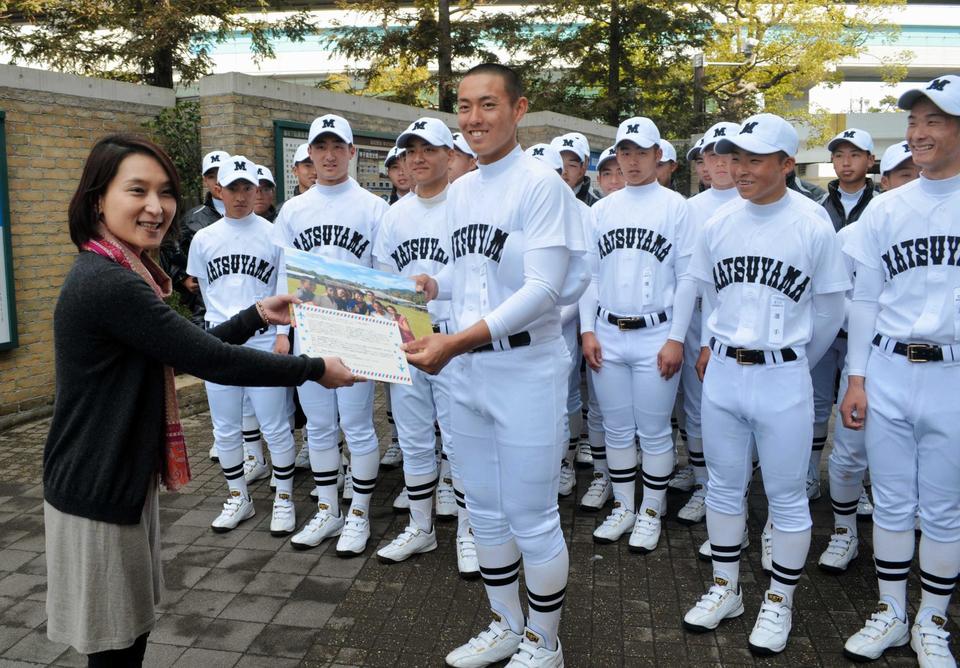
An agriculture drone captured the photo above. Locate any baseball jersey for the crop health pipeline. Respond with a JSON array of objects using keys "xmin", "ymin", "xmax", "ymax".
[
  {"xmin": 187, "ymin": 212, "xmax": 285, "ymax": 347},
  {"xmin": 271, "ymin": 177, "xmax": 388, "ymax": 268},
  {"xmin": 374, "ymin": 188, "xmax": 453, "ymax": 324},
  {"xmin": 445, "ymin": 145, "xmax": 585, "ymax": 338},
  {"xmin": 842, "ymin": 174, "xmax": 960, "ymax": 344},
  {"xmin": 689, "ymin": 192, "xmax": 850, "ymax": 350},
  {"xmin": 583, "ymin": 181, "xmax": 694, "ymax": 326}
]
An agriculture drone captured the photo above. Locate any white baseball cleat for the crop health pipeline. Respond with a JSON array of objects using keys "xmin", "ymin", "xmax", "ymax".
[
  {"xmin": 376, "ymin": 524, "xmax": 437, "ymax": 564},
  {"xmin": 335, "ymin": 508, "xmax": 370, "ymax": 557},
  {"xmin": 436, "ymin": 477, "xmax": 458, "ymax": 518},
  {"xmin": 683, "ymin": 580, "xmax": 744, "ymax": 632},
  {"xmin": 243, "ymin": 456, "xmax": 270, "ymax": 484},
  {"xmin": 760, "ymin": 524, "xmax": 773, "ymax": 574},
  {"xmin": 677, "ymin": 485, "xmax": 707, "ymax": 525},
  {"xmin": 857, "ymin": 489, "xmax": 875, "ymax": 519},
  {"xmin": 806, "ymin": 476, "xmax": 821, "ymax": 501},
  {"xmin": 342, "ymin": 465, "xmax": 354, "ymax": 500},
  {"xmin": 290, "ymin": 502, "xmax": 343, "ymax": 550},
  {"xmin": 912, "ymin": 611, "xmax": 956, "ymax": 668},
  {"xmin": 818, "ymin": 527, "xmax": 859, "ymax": 574},
  {"xmin": 294, "ymin": 445, "xmax": 310, "ymax": 470},
  {"xmin": 558, "ymin": 461, "xmax": 576, "ymax": 498},
  {"xmin": 628, "ymin": 507, "xmax": 662, "ymax": 553},
  {"xmin": 843, "ymin": 601, "xmax": 909, "ymax": 661},
  {"xmin": 208, "ymin": 445, "xmax": 219, "ymax": 462},
  {"xmin": 211, "ymin": 490, "xmax": 255, "ymax": 533},
  {"xmin": 578, "ymin": 472, "xmax": 611, "ymax": 511},
  {"xmin": 380, "ymin": 440, "xmax": 403, "ymax": 469},
  {"xmin": 592, "ymin": 502, "xmax": 635, "ymax": 544},
  {"xmin": 392, "ymin": 487, "xmax": 410, "ymax": 512},
  {"xmin": 505, "ymin": 630, "xmax": 563, "ymax": 667},
  {"xmin": 575, "ymin": 440, "xmax": 593, "ymax": 468},
  {"xmin": 445, "ymin": 617, "xmax": 523, "ymax": 668},
  {"xmin": 668, "ymin": 465, "xmax": 696, "ymax": 493},
  {"xmin": 697, "ymin": 525, "xmax": 749, "ymax": 561},
  {"xmin": 748, "ymin": 591, "xmax": 792, "ymax": 655},
  {"xmin": 269, "ymin": 492, "xmax": 296, "ymax": 536},
  {"xmin": 456, "ymin": 529, "xmax": 480, "ymax": 580}
]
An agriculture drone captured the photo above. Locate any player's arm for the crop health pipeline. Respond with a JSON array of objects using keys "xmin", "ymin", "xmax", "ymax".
[
  {"xmin": 695, "ymin": 285, "xmax": 717, "ymax": 381},
  {"xmin": 805, "ymin": 292, "xmax": 845, "ymax": 367},
  {"xmin": 839, "ymin": 261, "xmax": 882, "ymax": 430},
  {"xmin": 578, "ymin": 218, "xmax": 601, "ymax": 370}
]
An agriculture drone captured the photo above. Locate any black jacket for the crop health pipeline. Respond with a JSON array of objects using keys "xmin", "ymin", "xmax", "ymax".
[
  {"xmin": 786, "ymin": 171, "xmax": 828, "ymax": 204},
  {"xmin": 575, "ymin": 177, "xmax": 599, "ymax": 207},
  {"xmin": 43, "ymin": 252, "xmax": 326, "ymax": 524},
  {"xmin": 179, "ymin": 193, "xmax": 222, "ymax": 325},
  {"xmin": 822, "ymin": 178, "xmax": 878, "ymax": 231}
]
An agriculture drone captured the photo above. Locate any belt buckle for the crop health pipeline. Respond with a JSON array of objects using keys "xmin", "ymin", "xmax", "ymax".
[
  {"xmin": 617, "ymin": 318, "xmax": 631, "ymax": 331},
  {"xmin": 735, "ymin": 349, "xmax": 756, "ymax": 365},
  {"xmin": 907, "ymin": 343, "xmax": 933, "ymax": 363}
]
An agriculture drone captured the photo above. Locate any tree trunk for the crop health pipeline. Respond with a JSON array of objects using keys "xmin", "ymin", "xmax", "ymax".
[
  {"xmin": 605, "ymin": 0, "xmax": 621, "ymax": 126},
  {"xmin": 148, "ymin": 45, "xmax": 175, "ymax": 89},
  {"xmin": 437, "ymin": 0, "xmax": 454, "ymax": 112}
]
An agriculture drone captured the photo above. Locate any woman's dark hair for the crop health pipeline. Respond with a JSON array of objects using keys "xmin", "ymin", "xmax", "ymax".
[{"xmin": 68, "ymin": 134, "xmax": 183, "ymax": 250}]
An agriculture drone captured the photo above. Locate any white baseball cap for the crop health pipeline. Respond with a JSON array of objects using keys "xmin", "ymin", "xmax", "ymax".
[
  {"xmin": 397, "ymin": 117, "xmax": 454, "ymax": 149},
  {"xmin": 293, "ymin": 143, "xmax": 310, "ymax": 165},
  {"xmin": 382, "ymin": 146, "xmax": 405, "ymax": 174},
  {"xmin": 615, "ymin": 117, "xmax": 660, "ymax": 150},
  {"xmin": 217, "ymin": 155, "xmax": 259, "ymax": 187},
  {"xmin": 452, "ymin": 132, "xmax": 477, "ymax": 158},
  {"xmin": 255, "ymin": 165, "xmax": 275, "ymax": 186},
  {"xmin": 686, "ymin": 136, "xmax": 705, "ymax": 161},
  {"xmin": 658, "ymin": 139, "xmax": 677, "ymax": 163},
  {"xmin": 715, "ymin": 113, "xmax": 799, "ymax": 157},
  {"xmin": 202, "ymin": 150, "xmax": 231, "ymax": 176},
  {"xmin": 550, "ymin": 134, "xmax": 589, "ymax": 164},
  {"xmin": 828, "ymin": 128, "xmax": 874, "ymax": 153},
  {"xmin": 308, "ymin": 113, "xmax": 353, "ymax": 145},
  {"xmin": 879, "ymin": 141, "xmax": 913, "ymax": 175},
  {"xmin": 525, "ymin": 143, "xmax": 563, "ymax": 172},
  {"xmin": 701, "ymin": 122, "xmax": 742, "ymax": 153},
  {"xmin": 898, "ymin": 74, "xmax": 960, "ymax": 115},
  {"xmin": 596, "ymin": 145, "xmax": 618, "ymax": 170},
  {"xmin": 498, "ymin": 230, "xmax": 589, "ymax": 306}
]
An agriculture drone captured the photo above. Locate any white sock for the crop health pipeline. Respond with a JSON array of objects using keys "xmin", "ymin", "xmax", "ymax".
[
  {"xmin": 707, "ymin": 508, "xmax": 744, "ymax": 591},
  {"xmin": 639, "ymin": 449, "xmax": 673, "ymax": 515},
  {"xmin": 605, "ymin": 446, "xmax": 637, "ymax": 512},
  {"xmin": 477, "ymin": 540, "xmax": 524, "ymax": 633},
  {"xmin": 918, "ymin": 534, "xmax": 960, "ymax": 618},
  {"xmin": 405, "ymin": 470, "xmax": 437, "ymax": 532},
  {"xmin": 770, "ymin": 526, "xmax": 811, "ymax": 608},
  {"xmin": 687, "ymin": 436, "xmax": 707, "ymax": 487},
  {"xmin": 242, "ymin": 414, "xmax": 265, "ymax": 463},
  {"xmin": 524, "ymin": 548, "xmax": 568, "ymax": 651},
  {"xmin": 308, "ymin": 447, "xmax": 341, "ymax": 514},
  {"xmin": 589, "ymin": 429, "xmax": 608, "ymax": 476},
  {"xmin": 348, "ymin": 449, "xmax": 379, "ymax": 514},
  {"xmin": 873, "ymin": 525, "xmax": 914, "ymax": 620},
  {"xmin": 219, "ymin": 443, "xmax": 248, "ymax": 498}
]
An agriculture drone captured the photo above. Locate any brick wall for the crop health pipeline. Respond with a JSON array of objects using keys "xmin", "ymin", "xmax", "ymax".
[{"xmin": 0, "ymin": 65, "xmax": 175, "ymax": 423}]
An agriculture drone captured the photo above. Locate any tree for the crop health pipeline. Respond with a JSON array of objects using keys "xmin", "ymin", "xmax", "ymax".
[{"xmin": 0, "ymin": 1, "xmax": 315, "ymax": 88}]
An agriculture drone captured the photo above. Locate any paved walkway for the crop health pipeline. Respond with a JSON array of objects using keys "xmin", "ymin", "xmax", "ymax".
[{"xmin": 0, "ymin": 387, "xmax": 955, "ymax": 667}]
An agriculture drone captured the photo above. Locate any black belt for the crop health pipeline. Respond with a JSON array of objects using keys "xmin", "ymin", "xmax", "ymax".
[
  {"xmin": 873, "ymin": 334, "xmax": 944, "ymax": 362},
  {"xmin": 837, "ymin": 329, "xmax": 848, "ymax": 339},
  {"xmin": 600, "ymin": 307, "xmax": 668, "ymax": 331},
  {"xmin": 710, "ymin": 337, "xmax": 798, "ymax": 365},
  {"xmin": 472, "ymin": 331, "xmax": 531, "ymax": 353}
]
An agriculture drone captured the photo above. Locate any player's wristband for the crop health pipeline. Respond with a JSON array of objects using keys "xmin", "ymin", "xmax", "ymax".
[{"xmin": 254, "ymin": 300, "xmax": 271, "ymax": 326}]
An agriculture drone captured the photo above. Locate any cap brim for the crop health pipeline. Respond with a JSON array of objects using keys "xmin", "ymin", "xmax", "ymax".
[
  {"xmin": 827, "ymin": 138, "xmax": 871, "ymax": 152},
  {"xmin": 219, "ymin": 174, "xmax": 258, "ymax": 187},
  {"xmin": 308, "ymin": 129, "xmax": 352, "ymax": 145},
  {"xmin": 396, "ymin": 131, "xmax": 451, "ymax": 149},
  {"xmin": 616, "ymin": 137, "xmax": 657, "ymax": 150},
  {"xmin": 715, "ymin": 136, "xmax": 781, "ymax": 155}
]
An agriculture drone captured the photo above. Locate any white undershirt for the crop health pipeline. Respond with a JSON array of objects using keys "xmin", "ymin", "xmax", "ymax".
[{"xmin": 839, "ymin": 185, "xmax": 865, "ymax": 217}]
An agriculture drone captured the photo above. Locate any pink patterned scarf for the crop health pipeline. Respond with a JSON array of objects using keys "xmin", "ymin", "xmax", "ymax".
[{"xmin": 81, "ymin": 231, "xmax": 192, "ymax": 491}]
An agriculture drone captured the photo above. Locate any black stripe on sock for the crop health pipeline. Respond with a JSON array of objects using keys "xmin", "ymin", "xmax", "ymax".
[
  {"xmin": 812, "ymin": 436, "xmax": 827, "ymax": 451},
  {"xmin": 482, "ymin": 571, "xmax": 520, "ymax": 587},
  {"xmin": 875, "ymin": 557, "xmax": 912, "ymax": 570},
  {"xmin": 527, "ymin": 597, "xmax": 565, "ymax": 613},
  {"xmin": 710, "ymin": 543, "xmax": 741, "ymax": 563},
  {"xmin": 590, "ymin": 447, "xmax": 606, "ymax": 460},
  {"xmin": 312, "ymin": 468, "xmax": 339, "ymax": 486},
  {"xmin": 920, "ymin": 570, "xmax": 959, "ymax": 586},
  {"xmin": 273, "ymin": 463, "xmax": 295, "ymax": 480},
  {"xmin": 831, "ymin": 497, "xmax": 859, "ymax": 514},
  {"xmin": 771, "ymin": 571, "xmax": 801, "ymax": 586},
  {"xmin": 528, "ymin": 586, "xmax": 566, "ymax": 602},
  {"xmin": 352, "ymin": 475, "xmax": 377, "ymax": 493},
  {"xmin": 479, "ymin": 559, "xmax": 522, "ymax": 576},
  {"xmin": 608, "ymin": 465, "xmax": 637, "ymax": 483},
  {"xmin": 921, "ymin": 581, "xmax": 955, "ymax": 596},
  {"xmin": 771, "ymin": 562, "xmax": 803, "ymax": 576},
  {"xmin": 407, "ymin": 478, "xmax": 439, "ymax": 493},
  {"xmin": 222, "ymin": 463, "xmax": 244, "ymax": 480}
]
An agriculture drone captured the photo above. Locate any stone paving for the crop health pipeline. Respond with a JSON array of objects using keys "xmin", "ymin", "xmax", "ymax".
[{"xmin": 0, "ymin": 385, "xmax": 956, "ymax": 667}]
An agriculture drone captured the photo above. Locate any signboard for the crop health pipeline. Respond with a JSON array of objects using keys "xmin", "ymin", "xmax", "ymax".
[
  {"xmin": 0, "ymin": 111, "xmax": 17, "ymax": 351},
  {"xmin": 273, "ymin": 119, "xmax": 398, "ymax": 204}
]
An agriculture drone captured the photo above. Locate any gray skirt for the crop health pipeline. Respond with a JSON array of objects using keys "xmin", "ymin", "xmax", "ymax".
[{"xmin": 44, "ymin": 480, "xmax": 163, "ymax": 654}]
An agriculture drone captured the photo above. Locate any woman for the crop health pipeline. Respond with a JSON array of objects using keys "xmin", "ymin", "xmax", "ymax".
[
  {"xmin": 42, "ymin": 134, "xmax": 357, "ymax": 667},
  {"xmin": 386, "ymin": 304, "xmax": 415, "ymax": 343}
]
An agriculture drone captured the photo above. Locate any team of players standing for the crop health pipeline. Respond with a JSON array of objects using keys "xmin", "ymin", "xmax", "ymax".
[{"xmin": 172, "ymin": 64, "xmax": 959, "ymax": 667}]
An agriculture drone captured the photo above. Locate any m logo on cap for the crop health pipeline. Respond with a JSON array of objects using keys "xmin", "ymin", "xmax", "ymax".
[
  {"xmin": 257, "ymin": 167, "xmax": 264, "ymax": 175},
  {"xmin": 210, "ymin": 155, "xmax": 221, "ymax": 163},
  {"xmin": 904, "ymin": 143, "xmax": 911, "ymax": 153},
  {"xmin": 234, "ymin": 160, "xmax": 246, "ymax": 170},
  {"xmin": 562, "ymin": 139, "xmax": 574, "ymax": 147},
  {"xmin": 322, "ymin": 119, "xmax": 335, "ymax": 128},
  {"xmin": 413, "ymin": 121, "xmax": 427, "ymax": 130},
  {"xmin": 532, "ymin": 148, "xmax": 545, "ymax": 156},
  {"xmin": 740, "ymin": 122, "xmax": 759, "ymax": 134},
  {"xmin": 928, "ymin": 79, "xmax": 951, "ymax": 92},
  {"xmin": 713, "ymin": 127, "xmax": 726, "ymax": 137},
  {"xmin": 843, "ymin": 130, "xmax": 856, "ymax": 138},
  {"xmin": 627, "ymin": 124, "xmax": 639, "ymax": 134}
]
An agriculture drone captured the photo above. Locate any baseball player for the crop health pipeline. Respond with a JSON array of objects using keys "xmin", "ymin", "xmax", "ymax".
[
  {"xmin": 290, "ymin": 142, "xmax": 316, "ymax": 196},
  {"xmin": 372, "ymin": 117, "xmax": 479, "ymax": 577},
  {"xmin": 405, "ymin": 63, "xmax": 584, "ymax": 667},
  {"xmin": 839, "ymin": 75, "xmax": 960, "ymax": 665},
  {"xmin": 271, "ymin": 114, "xmax": 389, "ymax": 556},
  {"xmin": 580, "ymin": 116, "xmax": 693, "ymax": 554},
  {"xmin": 384, "ymin": 145, "xmax": 412, "ymax": 204},
  {"xmin": 678, "ymin": 113, "xmax": 849, "ymax": 655},
  {"xmin": 186, "ymin": 156, "xmax": 297, "ymax": 535},
  {"xmin": 254, "ymin": 165, "xmax": 278, "ymax": 222},
  {"xmin": 449, "ymin": 132, "xmax": 478, "ymax": 183},
  {"xmin": 687, "ymin": 137, "xmax": 712, "ymax": 192},
  {"xmin": 656, "ymin": 139, "xmax": 679, "ymax": 190},
  {"xmin": 879, "ymin": 140, "xmax": 920, "ymax": 191},
  {"xmin": 595, "ymin": 145, "xmax": 624, "ymax": 197}
]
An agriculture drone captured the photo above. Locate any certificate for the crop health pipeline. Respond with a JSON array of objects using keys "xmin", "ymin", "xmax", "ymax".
[{"xmin": 294, "ymin": 303, "xmax": 412, "ymax": 385}]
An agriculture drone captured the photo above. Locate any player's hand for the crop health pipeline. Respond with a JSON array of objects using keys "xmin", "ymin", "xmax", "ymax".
[
  {"xmin": 657, "ymin": 339, "xmax": 683, "ymax": 380},
  {"xmin": 320, "ymin": 357, "xmax": 364, "ymax": 389},
  {"xmin": 695, "ymin": 346, "xmax": 711, "ymax": 382},
  {"xmin": 272, "ymin": 335, "xmax": 290, "ymax": 355},
  {"xmin": 183, "ymin": 276, "xmax": 199, "ymax": 293},
  {"xmin": 411, "ymin": 273, "xmax": 439, "ymax": 302},
  {"xmin": 259, "ymin": 294, "xmax": 302, "ymax": 326},
  {"xmin": 403, "ymin": 333, "xmax": 456, "ymax": 375},
  {"xmin": 840, "ymin": 376, "xmax": 867, "ymax": 430},
  {"xmin": 581, "ymin": 332, "xmax": 603, "ymax": 371}
]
